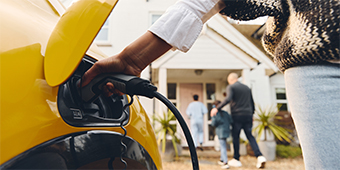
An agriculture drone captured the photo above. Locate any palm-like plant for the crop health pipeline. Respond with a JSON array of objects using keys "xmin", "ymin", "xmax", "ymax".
[
  {"xmin": 253, "ymin": 105, "xmax": 292, "ymax": 142},
  {"xmin": 154, "ymin": 110, "xmax": 180, "ymax": 157}
]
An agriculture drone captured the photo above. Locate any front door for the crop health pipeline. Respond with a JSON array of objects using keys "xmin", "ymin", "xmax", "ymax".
[{"xmin": 179, "ymin": 83, "xmax": 204, "ymax": 146}]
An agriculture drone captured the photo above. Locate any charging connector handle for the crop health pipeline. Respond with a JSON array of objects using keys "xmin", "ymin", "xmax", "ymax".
[{"xmin": 79, "ymin": 74, "xmax": 157, "ymax": 102}]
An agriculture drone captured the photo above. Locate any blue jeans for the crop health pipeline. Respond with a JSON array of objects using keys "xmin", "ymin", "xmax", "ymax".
[
  {"xmin": 231, "ymin": 115, "xmax": 262, "ymax": 160},
  {"xmin": 219, "ymin": 138, "xmax": 228, "ymax": 163},
  {"xmin": 285, "ymin": 62, "xmax": 340, "ymax": 170},
  {"xmin": 191, "ymin": 120, "xmax": 204, "ymax": 147}
]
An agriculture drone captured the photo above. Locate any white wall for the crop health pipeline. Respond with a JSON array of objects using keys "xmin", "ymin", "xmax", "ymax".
[
  {"xmin": 250, "ymin": 64, "xmax": 273, "ymax": 108},
  {"xmin": 98, "ymin": 0, "xmax": 177, "ymax": 56}
]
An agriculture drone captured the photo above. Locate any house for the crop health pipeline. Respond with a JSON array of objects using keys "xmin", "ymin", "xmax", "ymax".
[{"xmin": 61, "ymin": 0, "xmax": 291, "ymax": 147}]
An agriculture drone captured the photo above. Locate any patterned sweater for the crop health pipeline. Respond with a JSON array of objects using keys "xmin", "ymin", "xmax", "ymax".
[{"xmin": 220, "ymin": 0, "xmax": 340, "ymax": 72}]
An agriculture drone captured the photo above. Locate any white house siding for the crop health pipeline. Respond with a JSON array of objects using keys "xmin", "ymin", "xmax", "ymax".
[
  {"xmin": 160, "ymin": 34, "xmax": 252, "ymax": 69},
  {"xmin": 97, "ymin": 0, "xmax": 177, "ymax": 55}
]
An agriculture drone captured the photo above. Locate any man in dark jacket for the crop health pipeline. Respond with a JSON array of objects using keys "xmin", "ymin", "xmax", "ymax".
[{"xmin": 210, "ymin": 73, "xmax": 266, "ymax": 169}]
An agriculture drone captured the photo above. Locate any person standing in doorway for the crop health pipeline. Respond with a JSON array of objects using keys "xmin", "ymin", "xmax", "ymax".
[
  {"xmin": 210, "ymin": 73, "xmax": 266, "ymax": 168},
  {"xmin": 211, "ymin": 100, "xmax": 233, "ymax": 169},
  {"xmin": 186, "ymin": 94, "xmax": 208, "ymax": 151}
]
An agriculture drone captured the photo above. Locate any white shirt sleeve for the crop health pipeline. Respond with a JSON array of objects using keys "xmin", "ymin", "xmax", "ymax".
[{"xmin": 148, "ymin": 0, "xmax": 226, "ymax": 52}]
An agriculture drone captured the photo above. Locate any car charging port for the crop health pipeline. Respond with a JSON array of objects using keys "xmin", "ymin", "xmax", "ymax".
[{"xmin": 57, "ymin": 55, "xmax": 130, "ymax": 127}]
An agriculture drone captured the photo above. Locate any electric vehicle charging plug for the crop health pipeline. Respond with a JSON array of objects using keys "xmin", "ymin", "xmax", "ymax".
[
  {"xmin": 78, "ymin": 74, "xmax": 157, "ymax": 103},
  {"xmin": 78, "ymin": 74, "xmax": 199, "ymax": 170}
]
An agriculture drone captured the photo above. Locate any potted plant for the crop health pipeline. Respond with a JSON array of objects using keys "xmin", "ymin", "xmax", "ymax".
[
  {"xmin": 253, "ymin": 105, "xmax": 292, "ymax": 161},
  {"xmin": 153, "ymin": 110, "xmax": 181, "ymax": 161}
]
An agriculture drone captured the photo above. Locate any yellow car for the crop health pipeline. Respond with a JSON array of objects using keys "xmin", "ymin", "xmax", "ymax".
[{"xmin": 0, "ymin": 0, "xmax": 162, "ymax": 169}]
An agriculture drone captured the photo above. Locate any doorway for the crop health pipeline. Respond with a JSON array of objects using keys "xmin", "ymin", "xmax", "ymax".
[{"xmin": 179, "ymin": 83, "xmax": 204, "ymax": 146}]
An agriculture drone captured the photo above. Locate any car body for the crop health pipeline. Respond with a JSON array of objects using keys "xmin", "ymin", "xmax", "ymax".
[{"xmin": 0, "ymin": 0, "xmax": 161, "ymax": 169}]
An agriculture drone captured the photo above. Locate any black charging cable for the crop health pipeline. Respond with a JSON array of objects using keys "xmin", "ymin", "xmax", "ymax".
[{"xmin": 152, "ymin": 91, "xmax": 199, "ymax": 170}]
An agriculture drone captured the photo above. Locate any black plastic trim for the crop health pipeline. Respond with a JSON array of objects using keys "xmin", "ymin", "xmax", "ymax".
[{"xmin": 1, "ymin": 130, "xmax": 157, "ymax": 170}]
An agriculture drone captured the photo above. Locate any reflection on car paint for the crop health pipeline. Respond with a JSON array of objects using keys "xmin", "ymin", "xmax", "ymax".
[{"xmin": 2, "ymin": 131, "xmax": 156, "ymax": 170}]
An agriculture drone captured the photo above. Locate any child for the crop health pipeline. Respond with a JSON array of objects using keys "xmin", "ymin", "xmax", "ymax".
[{"xmin": 211, "ymin": 100, "xmax": 233, "ymax": 169}]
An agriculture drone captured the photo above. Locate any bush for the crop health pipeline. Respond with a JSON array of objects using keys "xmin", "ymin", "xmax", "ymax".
[{"xmin": 276, "ymin": 144, "xmax": 302, "ymax": 158}]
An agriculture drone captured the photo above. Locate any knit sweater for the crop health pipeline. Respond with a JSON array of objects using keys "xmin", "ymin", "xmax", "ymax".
[{"xmin": 220, "ymin": 0, "xmax": 340, "ymax": 72}]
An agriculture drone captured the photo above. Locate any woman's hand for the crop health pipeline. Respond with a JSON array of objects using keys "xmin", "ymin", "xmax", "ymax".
[{"xmin": 80, "ymin": 54, "xmax": 137, "ymax": 96}]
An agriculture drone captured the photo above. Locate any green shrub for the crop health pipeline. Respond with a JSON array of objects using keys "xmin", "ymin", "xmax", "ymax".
[{"xmin": 276, "ymin": 144, "xmax": 302, "ymax": 158}]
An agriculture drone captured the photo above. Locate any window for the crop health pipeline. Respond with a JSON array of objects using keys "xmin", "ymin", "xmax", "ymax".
[
  {"xmin": 207, "ymin": 103, "xmax": 213, "ymax": 121},
  {"xmin": 167, "ymin": 83, "xmax": 177, "ymax": 100},
  {"xmin": 60, "ymin": 0, "xmax": 74, "ymax": 8},
  {"xmin": 206, "ymin": 83, "xmax": 216, "ymax": 100},
  {"xmin": 276, "ymin": 88, "xmax": 287, "ymax": 100},
  {"xmin": 94, "ymin": 19, "xmax": 109, "ymax": 42},
  {"xmin": 167, "ymin": 83, "xmax": 177, "ymax": 125},
  {"xmin": 208, "ymin": 125, "xmax": 215, "ymax": 141},
  {"xmin": 167, "ymin": 83, "xmax": 177, "ymax": 116},
  {"xmin": 206, "ymin": 83, "xmax": 216, "ymax": 142},
  {"xmin": 206, "ymin": 83, "xmax": 216, "ymax": 121},
  {"xmin": 151, "ymin": 14, "xmax": 162, "ymax": 25},
  {"xmin": 275, "ymin": 88, "xmax": 288, "ymax": 111}
]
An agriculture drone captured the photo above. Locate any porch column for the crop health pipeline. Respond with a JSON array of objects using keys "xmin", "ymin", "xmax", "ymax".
[
  {"xmin": 242, "ymin": 68, "xmax": 251, "ymax": 87},
  {"xmin": 250, "ymin": 65, "xmax": 272, "ymax": 108},
  {"xmin": 158, "ymin": 67, "xmax": 167, "ymax": 115}
]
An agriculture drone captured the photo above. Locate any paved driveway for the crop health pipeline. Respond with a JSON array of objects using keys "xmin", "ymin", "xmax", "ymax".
[{"xmin": 162, "ymin": 149, "xmax": 305, "ymax": 170}]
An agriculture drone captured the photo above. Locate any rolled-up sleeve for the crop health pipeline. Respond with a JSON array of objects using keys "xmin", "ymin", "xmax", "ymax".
[{"xmin": 148, "ymin": 0, "xmax": 225, "ymax": 52}]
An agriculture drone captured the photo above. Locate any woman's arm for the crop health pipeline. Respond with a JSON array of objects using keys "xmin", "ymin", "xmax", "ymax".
[{"xmin": 81, "ymin": 31, "xmax": 171, "ymax": 87}]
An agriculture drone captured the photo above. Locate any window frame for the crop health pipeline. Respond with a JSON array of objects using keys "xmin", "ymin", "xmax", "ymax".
[
  {"xmin": 273, "ymin": 86, "xmax": 290, "ymax": 112},
  {"xmin": 94, "ymin": 18, "xmax": 111, "ymax": 46},
  {"xmin": 149, "ymin": 12, "xmax": 163, "ymax": 26}
]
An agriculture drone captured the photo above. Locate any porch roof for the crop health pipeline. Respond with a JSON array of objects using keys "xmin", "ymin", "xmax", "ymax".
[{"xmin": 151, "ymin": 14, "xmax": 278, "ymax": 73}]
